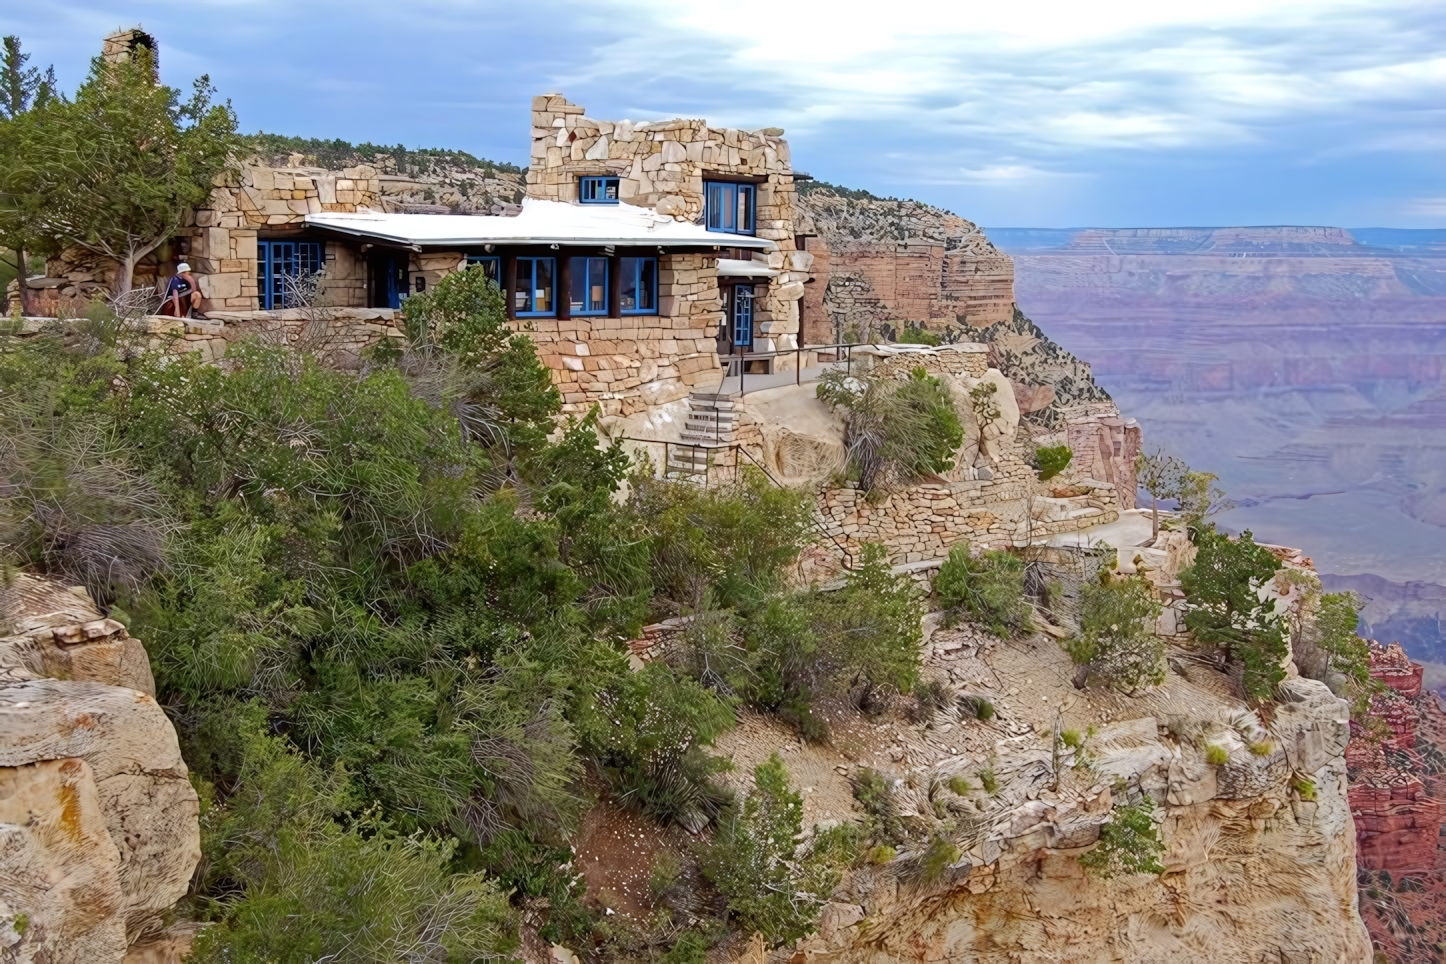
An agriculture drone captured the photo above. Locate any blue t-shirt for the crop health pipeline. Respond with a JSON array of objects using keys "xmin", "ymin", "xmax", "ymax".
[{"xmin": 166, "ymin": 274, "xmax": 193, "ymax": 297}]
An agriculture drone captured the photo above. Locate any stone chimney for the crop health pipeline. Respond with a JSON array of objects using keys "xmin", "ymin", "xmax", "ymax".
[{"xmin": 101, "ymin": 28, "xmax": 158, "ymax": 70}]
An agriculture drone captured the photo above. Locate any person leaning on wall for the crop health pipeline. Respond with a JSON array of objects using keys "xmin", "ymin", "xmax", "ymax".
[{"xmin": 160, "ymin": 262, "xmax": 203, "ymax": 318}]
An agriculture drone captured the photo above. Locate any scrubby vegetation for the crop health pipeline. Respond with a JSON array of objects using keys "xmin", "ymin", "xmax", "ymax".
[
  {"xmin": 934, "ymin": 541, "xmax": 1032, "ymax": 637},
  {"xmin": 1180, "ymin": 527, "xmax": 1287, "ymax": 701},
  {"xmin": 817, "ymin": 366, "xmax": 963, "ymax": 496},
  {"xmin": 1078, "ymin": 797, "xmax": 1165, "ymax": 879},
  {"xmin": 1032, "ymin": 444, "xmax": 1072, "ymax": 482},
  {"xmin": 1063, "ymin": 575, "xmax": 1164, "ymax": 693},
  {"xmin": 0, "ymin": 263, "xmax": 937, "ymax": 958}
]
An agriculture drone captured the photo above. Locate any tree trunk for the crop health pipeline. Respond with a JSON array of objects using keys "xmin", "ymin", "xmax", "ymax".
[
  {"xmin": 1151, "ymin": 492, "xmax": 1159, "ymax": 540},
  {"xmin": 115, "ymin": 252, "xmax": 137, "ymax": 298},
  {"xmin": 12, "ymin": 241, "xmax": 30, "ymax": 315}
]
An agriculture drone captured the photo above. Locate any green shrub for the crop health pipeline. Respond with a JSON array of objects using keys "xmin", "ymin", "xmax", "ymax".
[
  {"xmin": 1180, "ymin": 527, "xmax": 1286, "ymax": 701},
  {"xmin": 1205, "ymin": 745, "xmax": 1229, "ymax": 766},
  {"xmin": 702, "ymin": 754, "xmax": 851, "ymax": 947},
  {"xmin": 934, "ymin": 542, "xmax": 1031, "ymax": 637},
  {"xmin": 902, "ymin": 833, "xmax": 961, "ymax": 885},
  {"xmin": 1034, "ymin": 445, "xmax": 1073, "ymax": 481},
  {"xmin": 865, "ymin": 844, "xmax": 897, "ymax": 864},
  {"xmin": 948, "ymin": 775, "xmax": 971, "ymax": 796},
  {"xmin": 629, "ymin": 468, "xmax": 815, "ymax": 608},
  {"xmin": 1247, "ymin": 740, "xmax": 1273, "ymax": 757},
  {"xmin": 978, "ymin": 766, "xmax": 998, "ymax": 795},
  {"xmin": 1293, "ymin": 778, "xmax": 1317, "ymax": 801},
  {"xmin": 811, "ymin": 543, "xmax": 923, "ymax": 706},
  {"xmin": 187, "ymin": 722, "xmax": 517, "ymax": 962},
  {"xmin": 1060, "ymin": 728, "xmax": 1084, "ymax": 750},
  {"xmin": 1078, "ymin": 797, "xmax": 1165, "ymax": 879},
  {"xmin": 959, "ymin": 695, "xmax": 995, "ymax": 721},
  {"xmin": 817, "ymin": 367, "xmax": 964, "ymax": 495},
  {"xmin": 851, "ymin": 767, "xmax": 906, "ymax": 844},
  {"xmin": 895, "ymin": 326, "xmax": 941, "ymax": 346},
  {"xmin": 1063, "ymin": 575, "xmax": 1164, "ymax": 693}
]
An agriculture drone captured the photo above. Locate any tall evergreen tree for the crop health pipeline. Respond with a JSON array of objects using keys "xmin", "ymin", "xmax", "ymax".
[{"xmin": 0, "ymin": 35, "xmax": 57, "ymax": 313}]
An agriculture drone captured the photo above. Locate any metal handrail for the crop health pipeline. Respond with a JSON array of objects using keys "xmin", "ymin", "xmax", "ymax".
[{"xmin": 716, "ymin": 340, "xmax": 875, "ymax": 397}]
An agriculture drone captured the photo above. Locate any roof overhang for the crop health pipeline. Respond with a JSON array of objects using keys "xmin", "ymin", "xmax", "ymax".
[
  {"xmin": 716, "ymin": 258, "xmax": 779, "ymax": 279},
  {"xmin": 305, "ymin": 198, "xmax": 773, "ymax": 251}
]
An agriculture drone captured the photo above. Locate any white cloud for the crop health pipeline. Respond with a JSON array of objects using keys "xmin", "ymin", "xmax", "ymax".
[{"xmin": 1406, "ymin": 198, "xmax": 1446, "ymax": 218}]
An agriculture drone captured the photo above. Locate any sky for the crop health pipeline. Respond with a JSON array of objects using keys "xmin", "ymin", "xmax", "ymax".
[{"xmin": 6, "ymin": 0, "xmax": 1444, "ymax": 228}]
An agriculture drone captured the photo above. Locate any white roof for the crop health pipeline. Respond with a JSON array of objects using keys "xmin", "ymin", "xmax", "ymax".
[
  {"xmin": 716, "ymin": 258, "xmax": 779, "ymax": 278},
  {"xmin": 306, "ymin": 198, "xmax": 773, "ymax": 250}
]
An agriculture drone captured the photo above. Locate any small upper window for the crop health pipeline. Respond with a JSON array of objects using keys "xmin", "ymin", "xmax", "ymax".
[
  {"xmin": 705, "ymin": 181, "xmax": 756, "ymax": 235},
  {"xmin": 579, "ymin": 176, "xmax": 620, "ymax": 204}
]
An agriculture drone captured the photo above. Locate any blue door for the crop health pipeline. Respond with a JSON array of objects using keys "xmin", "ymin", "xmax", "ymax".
[{"xmin": 731, "ymin": 285, "xmax": 754, "ymax": 349}]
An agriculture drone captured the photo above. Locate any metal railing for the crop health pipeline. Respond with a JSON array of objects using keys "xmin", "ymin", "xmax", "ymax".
[{"xmin": 714, "ymin": 340, "xmax": 875, "ymax": 397}]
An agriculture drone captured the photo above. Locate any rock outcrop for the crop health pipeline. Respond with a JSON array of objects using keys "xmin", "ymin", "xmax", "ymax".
[
  {"xmin": 710, "ymin": 610, "xmax": 1371, "ymax": 963},
  {"xmin": 0, "ymin": 576, "xmax": 200, "ymax": 964}
]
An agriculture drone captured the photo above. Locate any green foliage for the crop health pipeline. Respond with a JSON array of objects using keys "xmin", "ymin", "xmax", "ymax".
[
  {"xmin": 959, "ymin": 695, "xmax": 994, "ymax": 721},
  {"xmin": 702, "ymin": 754, "xmax": 850, "ymax": 947},
  {"xmin": 865, "ymin": 844, "xmax": 896, "ymax": 864},
  {"xmin": 1315, "ymin": 591, "xmax": 1376, "ymax": 716},
  {"xmin": 1205, "ymin": 744, "xmax": 1229, "ymax": 766},
  {"xmin": 1247, "ymin": 739, "xmax": 1273, "ymax": 757},
  {"xmin": 817, "ymin": 367, "xmax": 963, "ymax": 495},
  {"xmin": 895, "ymin": 325, "xmax": 941, "ymax": 346},
  {"xmin": 851, "ymin": 767, "xmax": 906, "ymax": 844},
  {"xmin": 1293, "ymin": 777, "xmax": 1317, "ymax": 801},
  {"xmin": 902, "ymin": 833, "xmax": 961, "ymax": 885},
  {"xmin": 978, "ymin": 766, "xmax": 998, "ymax": 795},
  {"xmin": 1078, "ymin": 797, "xmax": 1165, "ymax": 879},
  {"xmin": 934, "ymin": 541, "xmax": 1031, "ymax": 637},
  {"xmin": 811, "ymin": 543, "xmax": 923, "ymax": 704},
  {"xmin": 630, "ymin": 468, "xmax": 815, "ymax": 608},
  {"xmin": 188, "ymin": 718, "xmax": 516, "ymax": 963},
  {"xmin": 1, "ymin": 36, "xmax": 55, "ymax": 120},
  {"xmin": 1063, "ymin": 576, "xmax": 1164, "ymax": 693},
  {"xmin": 589, "ymin": 662, "xmax": 735, "ymax": 826},
  {"xmin": 12, "ymin": 45, "xmax": 240, "ymax": 293},
  {"xmin": 1060, "ymin": 729, "xmax": 1084, "ymax": 750},
  {"xmin": 1033, "ymin": 445, "xmax": 1072, "ymax": 482},
  {"xmin": 1180, "ymin": 527, "xmax": 1286, "ymax": 701},
  {"xmin": 948, "ymin": 775, "xmax": 971, "ymax": 796},
  {"xmin": 246, "ymin": 132, "xmax": 524, "ymax": 178},
  {"xmin": 1134, "ymin": 448, "xmax": 1188, "ymax": 538}
]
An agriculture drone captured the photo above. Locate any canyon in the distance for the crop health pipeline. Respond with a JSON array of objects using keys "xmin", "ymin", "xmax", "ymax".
[{"xmin": 993, "ymin": 225, "xmax": 1446, "ymax": 683}]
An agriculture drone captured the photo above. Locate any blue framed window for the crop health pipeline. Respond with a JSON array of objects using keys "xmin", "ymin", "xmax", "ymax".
[
  {"xmin": 257, "ymin": 240, "xmax": 324, "ymax": 309},
  {"xmin": 466, "ymin": 254, "xmax": 500, "ymax": 284},
  {"xmin": 570, "ymin": 257, "xmax": 609, "ymax": 315},
  {"xmin": 579, "ymin": 176, "xmax": 620, "ymax": 204},
  {"xmin": 512, "ymin": 257, "xmax": 556, "ymax": 316},
  {"xmin": 729, "ymin": 285, "xmax": 754, "ymax": 348},
  {"xmin": 619, "ymin": 257, "xmax": 657, "ymax": 315},
  {"xmin": 705, "ymin": 181, "xmax": 756, "ymax": 235}
]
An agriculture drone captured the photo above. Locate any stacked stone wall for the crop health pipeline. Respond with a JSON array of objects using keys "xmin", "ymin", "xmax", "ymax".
[{"xmin": 525, "ymin": 94, "xmax": 810, "ymax": 365}]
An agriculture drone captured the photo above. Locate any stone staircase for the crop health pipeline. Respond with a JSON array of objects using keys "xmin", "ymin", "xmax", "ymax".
[{"xmin": 666, "ymin": 393, "xmax": 739, "ymax": 480}]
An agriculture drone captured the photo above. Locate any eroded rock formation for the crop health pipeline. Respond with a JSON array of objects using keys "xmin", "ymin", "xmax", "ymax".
[{"xmin": 0, "ymin": 576, "xmax": 200, "ymax": 964}]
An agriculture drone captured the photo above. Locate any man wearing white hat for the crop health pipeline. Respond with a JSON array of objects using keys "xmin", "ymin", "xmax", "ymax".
[{"xmin": 162, "ymin": 262, "xmax": 202, "ymax": 318}]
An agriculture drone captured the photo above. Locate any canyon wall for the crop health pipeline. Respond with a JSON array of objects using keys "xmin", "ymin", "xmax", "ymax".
[{"xmin": 0, "ymin": 576, "xmax": 200, "ymax": 964}]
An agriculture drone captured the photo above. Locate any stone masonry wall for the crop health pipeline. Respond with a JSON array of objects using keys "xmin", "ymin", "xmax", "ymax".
[{"xmin": 525, "ymin": 93, "xmax": 811, "ymax": 363}]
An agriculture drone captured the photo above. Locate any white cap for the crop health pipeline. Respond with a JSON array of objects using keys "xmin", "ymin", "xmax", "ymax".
[{"xmin": 176, "ymin": 262, "xmax": 190, "ymax": 272}]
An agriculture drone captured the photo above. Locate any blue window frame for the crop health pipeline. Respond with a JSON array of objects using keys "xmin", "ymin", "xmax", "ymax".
[
  {"xmin": 570, "ymin": 257, "xmax": 609, "ymax": 315},
  {"xmin": 257, "ymin": 240, "xmax": 324, "ymax": 309},
  {"xmin": 705, "ymin": 181, "xmax": 756, "ymax": 235},
  {"xmin": 730, "ymin": 284, "xmax": 754, "ymax": 347},
  {"xmin": 513, "ymin": 257, "xmax": 556, "ymax": 316},
  {"xmin": 579, "ymin": 176, "xmax": 620, "ymax": 204},
  {"xmin": 466, "ymin": 255, "xmax": 501, "ymax": 284},
  {"xmin": 619, "ymin": 257, "xmax": 657, "ymax": 315}
]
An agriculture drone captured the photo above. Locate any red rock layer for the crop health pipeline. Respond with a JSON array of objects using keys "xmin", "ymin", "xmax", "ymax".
[{"xmin": 1350, "ymin": 773, "xmax": 1442, "ymax": 872}]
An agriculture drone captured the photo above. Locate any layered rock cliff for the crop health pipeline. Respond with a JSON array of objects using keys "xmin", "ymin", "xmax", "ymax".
[{"xmin": 0, "ymin": 576, "xmax": 200, "ymax": 964}]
